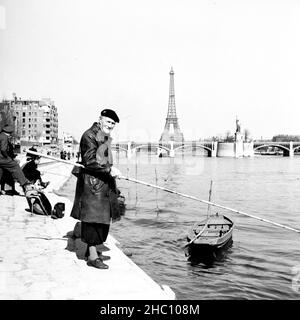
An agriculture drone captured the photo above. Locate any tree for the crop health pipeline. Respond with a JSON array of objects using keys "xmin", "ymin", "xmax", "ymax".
[
  {"xmin": 272, "ymin": 134, "xmax": 300, "ymax": 142},
  {"xmin": 224, "ymin": 131, "xmax": 235, "ymax": 142}
]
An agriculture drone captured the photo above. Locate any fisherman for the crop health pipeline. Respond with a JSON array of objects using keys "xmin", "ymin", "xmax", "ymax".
[
  {"xmin": 70, "ymin": 108, "xmax": 122, "ymax": 269},
  {"xmin": 0, "ymin": 131, "xmax": 20, "ymax": 195},
  {"xmin": 0, "ymin": 124, "xmax": 34, "ymax": 196},
  {"xmin": 22, "ymin": 146, "xmax": 50, "ymax": 189}
]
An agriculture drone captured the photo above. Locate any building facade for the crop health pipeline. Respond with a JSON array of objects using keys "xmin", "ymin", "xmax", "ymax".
[
  {"xmin": 2, "ymin": 95, "xmax": 58, "ymax": 146},
  {"xmin": 0, "ymin": 101, "xmax": 14, "ymax": 131}
]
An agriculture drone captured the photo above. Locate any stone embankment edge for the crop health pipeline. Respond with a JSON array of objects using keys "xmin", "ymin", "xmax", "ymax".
[{"xmin": 41, "ymin": 161, "xmax": 176, "ymax": 300}]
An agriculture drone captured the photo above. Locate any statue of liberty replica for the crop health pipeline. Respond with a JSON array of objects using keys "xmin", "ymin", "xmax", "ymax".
[{"xmin": 234, "ymin": 117, "xmax": 244, "ymax": 142}]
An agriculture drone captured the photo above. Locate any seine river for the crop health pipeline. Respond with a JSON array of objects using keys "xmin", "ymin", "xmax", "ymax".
[{"xmin": 61, "ymin": 153, "xmax": 300, "ymax": 300}]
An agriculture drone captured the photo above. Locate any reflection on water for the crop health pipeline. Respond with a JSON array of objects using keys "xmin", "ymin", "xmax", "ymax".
[
  {"xmin": 61, "ymin": 153, "xmax": 300, "ymax": 299},
  {"xmin": 186, "ymin": 239, "xmax": 233, "ymax": 268}
]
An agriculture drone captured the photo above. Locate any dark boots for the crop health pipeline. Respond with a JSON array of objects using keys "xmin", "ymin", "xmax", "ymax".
[
  {"xmin": 87, "ymin": 258, "xmax": 109, "ymax": 269},
  {"xmin": 84, "ymin": 246, "xmax": 109, "ymax": 269}
]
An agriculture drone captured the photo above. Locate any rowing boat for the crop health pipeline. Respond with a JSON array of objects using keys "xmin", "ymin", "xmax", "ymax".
[{"xmin": 186, "ymin": 212, "xmax": 234, "ymax": 250}]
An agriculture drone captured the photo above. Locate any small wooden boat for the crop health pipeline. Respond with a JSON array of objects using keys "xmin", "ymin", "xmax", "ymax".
[
  {"xmin": 186, "ymin": 213, "xmax": 234, "ymax": 250},
  {"xmin": 185, "ymin": 180, "xmax": 234, "ymax": 253}
]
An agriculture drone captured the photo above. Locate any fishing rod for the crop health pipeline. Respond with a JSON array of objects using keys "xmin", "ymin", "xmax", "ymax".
[
  {"xmin": 24, "ymin": 149, "xmax": 300, "ymax": 234},
  {"xmin": 120, "ymin": 176, "xmax": 300, "ymax": 234},
  {"xmin": 24, "ymin": 150, "xmax": 84, "ymax": 168}
]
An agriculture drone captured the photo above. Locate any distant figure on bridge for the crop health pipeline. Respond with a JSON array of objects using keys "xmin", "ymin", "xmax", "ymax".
[{"xmin": 70, "ymin": 108, "xmax": 122, "ymax": 270}]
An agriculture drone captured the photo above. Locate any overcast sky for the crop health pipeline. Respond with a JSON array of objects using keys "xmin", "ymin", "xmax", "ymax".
[{"xmin": 1, "ymin": 0, "xmax": 300, "ymax": 141}]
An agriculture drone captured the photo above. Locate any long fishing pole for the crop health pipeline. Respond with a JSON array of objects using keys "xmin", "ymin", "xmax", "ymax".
[
  {"xmin": 24, "ymin": 150, "xmax": 84, "ymax": 168},
  {"xmin": 120, "ymin": 176, "xmax": 300, "ymax": 234},
  {"xmin": 24, "ymin": 149, "xmax": 300, "ymax": 234}
]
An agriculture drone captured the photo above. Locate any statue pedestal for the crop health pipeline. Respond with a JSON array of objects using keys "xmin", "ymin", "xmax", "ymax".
[
  {"xmin": 235, "ymin": 132, "xmax": 243, "ymax": 142},
  {"xmin": 234, "ymin": 140, "xmax": 244, "ymax": 158},
  {"xmin": 234, "ymin": 132, "xmax": 244, "ymax": 157}
]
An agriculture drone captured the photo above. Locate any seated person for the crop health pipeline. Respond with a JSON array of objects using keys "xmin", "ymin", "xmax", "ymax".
[{"xmin": 22, "ymin": 148, "xmax": 50, "ymax": 189}]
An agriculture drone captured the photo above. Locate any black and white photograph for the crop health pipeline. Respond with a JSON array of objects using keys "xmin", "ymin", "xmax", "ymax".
[{"xmin": 0, "ymin": 0, "xmax": 300, "ymax": 309}]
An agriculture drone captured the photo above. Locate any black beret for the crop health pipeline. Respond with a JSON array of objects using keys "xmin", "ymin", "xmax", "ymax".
[
  {"xmin": 101, "ymin": 109, "xmax": 119, "ymax": 123},
  {"xmin": 2, "ymin": 124, "xmax": 14, "ymax": 133}
]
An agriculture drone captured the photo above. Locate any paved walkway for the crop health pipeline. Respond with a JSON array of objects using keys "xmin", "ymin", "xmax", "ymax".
[{"xmin": 0, "ymin": 161, "xmax": 175, "ymax": 300}]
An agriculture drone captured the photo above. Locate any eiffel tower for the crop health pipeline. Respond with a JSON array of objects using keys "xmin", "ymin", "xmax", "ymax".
[{"xmin": 160, "ymin": 67, "xmax": 184, "ymax": 142}]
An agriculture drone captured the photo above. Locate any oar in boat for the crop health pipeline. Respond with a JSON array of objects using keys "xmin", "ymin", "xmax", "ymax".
[
  {"xmin": 184, "ymin": 223, "xmax": 208, "ymax": 248},
  {"xmin": 23, "ymin": 150, "xmax": 300, "ymax": 234}
]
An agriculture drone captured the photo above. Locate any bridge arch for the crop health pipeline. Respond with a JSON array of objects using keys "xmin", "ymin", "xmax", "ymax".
[
  {"xmin": 133, "ymin": 144, "xmax": 170, "ymax": 153},
  {"xmin": 174, "ymin": 144, "xmax": 212, "ymax": 153},
  {"xmin": 253, "ymin": 144, "xmax": 289, "ymax": 153}
]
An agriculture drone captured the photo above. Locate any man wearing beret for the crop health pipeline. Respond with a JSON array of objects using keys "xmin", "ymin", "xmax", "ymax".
[
  {"xmin": 70, "ymin": 109, "xmax": 122, "ymax": 269},
  {"xmin": 0, "ymin": 124, "xmax": 33, "ymax": 195}
]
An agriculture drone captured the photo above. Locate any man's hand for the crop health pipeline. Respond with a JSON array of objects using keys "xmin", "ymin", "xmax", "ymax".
[{"xmin": 110, "ymin": 166, "xmax": 122, "ymax": 178}]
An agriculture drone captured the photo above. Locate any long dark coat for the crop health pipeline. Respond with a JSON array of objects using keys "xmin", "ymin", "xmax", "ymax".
[{"xmin": 70, "ymin": 122, "xmax": 120, "ymax": 224}]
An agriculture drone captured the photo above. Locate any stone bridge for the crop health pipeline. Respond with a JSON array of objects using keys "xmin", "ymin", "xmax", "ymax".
[
  {"xmin": 253, "ymin": 141, "xmax": 300, "ymax": 157},
  {"xmin": 111, "ymin": 140, "xmax": 299, "ymax": 158},
  {"xmin": 111, "ymin": 141, "xmax": 217, "ymax": 158}
]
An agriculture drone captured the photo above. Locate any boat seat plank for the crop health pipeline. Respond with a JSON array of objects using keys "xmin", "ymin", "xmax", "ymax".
[{"xmin": 207, "ymin": 223, "xmax": 232, "ymax": 226}]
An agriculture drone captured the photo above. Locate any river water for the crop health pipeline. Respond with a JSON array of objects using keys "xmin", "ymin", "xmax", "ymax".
[{"xmin": 60, "ymin": 153, "xmax": 300, "ymax": 300}]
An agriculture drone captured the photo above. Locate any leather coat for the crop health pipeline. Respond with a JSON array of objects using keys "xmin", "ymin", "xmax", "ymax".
[{"xmin": 70, "ymin": 122, "xmax": 121, "ymax": 224}]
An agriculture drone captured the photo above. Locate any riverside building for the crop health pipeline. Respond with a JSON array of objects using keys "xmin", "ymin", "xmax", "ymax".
[{"xmin": 1, "ymin": 94, "xmax": 58, "ymax": 147}]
